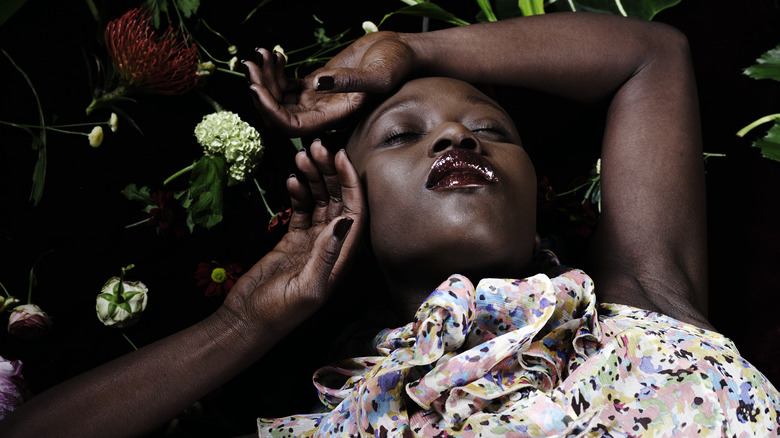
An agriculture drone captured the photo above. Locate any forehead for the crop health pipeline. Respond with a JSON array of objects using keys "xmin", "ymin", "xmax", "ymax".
[{"xmin": 348, "ymin": 77, "xmax": 512, "ymax": 145}]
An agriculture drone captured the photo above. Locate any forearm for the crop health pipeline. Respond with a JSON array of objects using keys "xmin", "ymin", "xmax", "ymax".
[
  {"xmin": 401, "ymin": 12, "xmax": 678, "ymax": 102},
  {"xmin": 0, "ymin": 306, "xmax": 273, "ymax": 437}
]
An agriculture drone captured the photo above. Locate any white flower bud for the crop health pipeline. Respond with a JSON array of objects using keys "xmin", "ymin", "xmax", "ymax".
[
  {"xmin": 228, "ymin": 45, "xmax": 237, "ymax": 55},
  {"xmin": 228, "ymin": 56, "xmax": 239, "ymax": 71},
  {"xmin": 109, "ymin": 113, "xmax": 119, "ymax": 133},
  {"xmin": 88, "ymin": 126, "xmax": 104, "ymax": 147},
  {"xmin": 96, "ymin": 277, "xmax": 148, "ymax": 328},
  {"xmin": 272, "ymin": 45, "xmax": 288, "ymax": 62},
  {"xmin": 362, "ymin": 21, "xmax": 378, "ymax": 34}
]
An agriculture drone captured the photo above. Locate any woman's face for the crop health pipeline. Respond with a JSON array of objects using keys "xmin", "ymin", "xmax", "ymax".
[{"xmin": 345, "ymin": 77, "xmax": 538, "ymax": 280}]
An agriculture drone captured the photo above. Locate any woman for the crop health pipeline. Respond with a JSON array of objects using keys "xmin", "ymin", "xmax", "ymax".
[{"xmin": 0, "ymin": 11, "xmax": 777, "ymax": 437}]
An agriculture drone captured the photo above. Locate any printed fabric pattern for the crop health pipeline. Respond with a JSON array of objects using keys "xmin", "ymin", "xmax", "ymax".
[{"xmin": 258, "ymin": 251, "xmax": 780, "ymax": 437}]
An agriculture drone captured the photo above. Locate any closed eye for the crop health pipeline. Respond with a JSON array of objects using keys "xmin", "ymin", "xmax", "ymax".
[
  {"xmin": 382, "ymin": 130, "xmax": 423, "ymax": 146},
  {"xmin": 472, "ymin": 125, "xmax": 510, "ymax": 140}
]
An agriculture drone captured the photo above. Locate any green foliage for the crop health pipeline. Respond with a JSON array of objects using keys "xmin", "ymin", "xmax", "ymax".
[
  {"xmin": 517, "ymin": 0, "xmax": 545, "ymax": 17},
  {"xmin": 380, "ymin": 2, "xmax": 470, "ymax": 27},
  {"xmin": 744, "ymin": 44, "xmax": 780, "ymax": 81},
  {"xmin": 740, "ymin": 45, "xmax": 780, "ymax": 163},
  {"xmin": 0, "ymin": 0, "xmax": 27, "ymax": 27},
  {"xmin": 185, "ymin": 155, "xmax": 226, "ymax": 229},
  {"xmin": 548, "ymin": 0, "xmax": 682, "ymax": 20},
  {"xmin": 121, "ymin": 184, "xmax": 155, "ymax": 208},
  {"xmin": 752, "ymin": 120, "xmax": 780, "ymax": 162},
  {"xmin": 142, "ymin": 0, "xmax": 201, "ymax": 28}
]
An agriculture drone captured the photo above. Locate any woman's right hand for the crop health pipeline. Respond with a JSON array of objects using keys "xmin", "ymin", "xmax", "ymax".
[
  {"xmin": 220, "ymin": 140, "xmax": 365, "ymax": 340},
  {"xmin": 244, "ymin": 31, "xmax": 416, "ymax": 136}
]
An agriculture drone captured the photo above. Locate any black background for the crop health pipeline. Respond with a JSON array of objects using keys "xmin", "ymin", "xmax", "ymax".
[{"xmin": 0, "ymin": 0, "xmax": 779, "ymax": 436}]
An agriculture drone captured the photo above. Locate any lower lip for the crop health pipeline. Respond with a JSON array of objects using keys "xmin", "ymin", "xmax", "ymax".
[{"xmin": 428, "ymin": 172, "xmax": 493, "ymax": 190}]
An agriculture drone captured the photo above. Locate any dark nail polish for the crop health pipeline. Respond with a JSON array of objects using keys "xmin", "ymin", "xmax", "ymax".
[
  {"xmin": 316, "ymin": 76, "xmax": 334, "ymax": 91},
  {"xmin": 333, "ymin": 217, "xmax": 354, "ymax": 240},
  {"xmin": 288, "ymin": 173, "xmax": 297, "ymax": 180}
]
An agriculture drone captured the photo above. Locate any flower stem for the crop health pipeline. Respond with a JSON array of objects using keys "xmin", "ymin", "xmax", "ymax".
[
  {"xmin": 737, "ymin": 114, "xmax": 780, "ymax": 138},
  {"xmin": 254, "ymin": 178, "xmax": 275, "ymax": 217},
  {"xmin": 121, "ymin": 332, "xmax": 138, "ymax": 351},
  {"xmin": 0, "ymin": 281, "xmax": 11, "ymax": 298},
  {"xmin": 125, "ymin": 218, "xmax": 150, "ymax": 229},
  {"xmin": 196, "ymin": 91, "xmax": 224, "ymax": 112},
  {"xmin": 164, "ymin": 163, "xmax": 195, "ymax": 186},
  {"xmin": 216, "ymin": 67, "xmax": 243, "ymax": 77}
]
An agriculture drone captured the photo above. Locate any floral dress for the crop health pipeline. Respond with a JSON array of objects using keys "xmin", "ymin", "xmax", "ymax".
[{"xmin": 258, "ymin": 251, "xmax": 780, "ymax": 437}]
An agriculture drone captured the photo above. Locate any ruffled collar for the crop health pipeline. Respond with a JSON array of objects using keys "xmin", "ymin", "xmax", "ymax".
[{"xmin": 259, "ymin": 250, "xmax": 604, "ymax": 437}]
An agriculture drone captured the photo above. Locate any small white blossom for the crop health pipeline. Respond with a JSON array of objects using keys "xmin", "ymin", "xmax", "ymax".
[
  {"xmin": 362, "ymin": 21, "xmax": 378, "ymax": 34},
  {"xmin": 228, "ymin": 56, "xmax": 239, "ymax": 72},
  {"xmin": 88, "ymin": 126, "xmax": 103, "ymax": 147},
  {"xmin": 272, "ymin": 45, "xmax": 288, "ymax": 62},
  {"xmin": 194, "ymin": 111, "xmax": 264, "ymax": 186},
  {"xmin": 109, "ymin": 113, "xmax": 119, "ymax": 133},
  {"xmin": 96, "ymin": 277, "xmax": 148, "ymax": 328}
]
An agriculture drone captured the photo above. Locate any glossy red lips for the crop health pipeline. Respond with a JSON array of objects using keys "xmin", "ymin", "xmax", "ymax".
[{"xmin": 425, "ymin": 149, "xmax": 498, "ymax": 190}]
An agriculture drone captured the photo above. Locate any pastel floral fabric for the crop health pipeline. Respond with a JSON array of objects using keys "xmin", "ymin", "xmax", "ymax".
[{"xmin": 258, "ymin": 251, "xmax": 780, "ymax": 437}]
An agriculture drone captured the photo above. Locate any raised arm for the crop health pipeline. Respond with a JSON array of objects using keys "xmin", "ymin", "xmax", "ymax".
[
  {"xmin": 0, "ymin": 143, "xmax": 366, "ymax": 437},
  {"xmin": 248, "ymin": 12, "xmax": 710, "ymax": 329}
]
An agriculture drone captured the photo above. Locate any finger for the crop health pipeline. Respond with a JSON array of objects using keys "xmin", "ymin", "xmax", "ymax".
[
  {"xmin": 255, "ymin": 47, "xmax": 284, "ymax": 99},
  {"xmin": 310, "ymin": 140, "xmax": 344, "ymax": 220},
  {"xmin": 334, "ymin": 149, "xmax": 364, "ymax": 221},
  {"xmin": 295, "ymin": 146, "xmax": 331, "ymax": 225},
  {"xmin": 249, "ymin": 83, "xmax": 302, "ymax": 130},
  {"xmin": 313, "ymin": 64, "xmax": 401, "ymax": 94},
  {"xmin": 286, "ymin": 173, "xmax": 312, "ymax": 231},
  {"xmin": 299, "ymin": 216, "xmax": 354, "ymax": 297}
]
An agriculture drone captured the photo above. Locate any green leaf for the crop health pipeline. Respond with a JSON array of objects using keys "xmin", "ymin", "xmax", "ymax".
[
  {"xmin": 142, "ymin": 0, "xmax": 168, "ymax": 28},
  {"xmin": 122, "ymin": 184, "xmax": 155, "ymax": 205},
  {"xmin": 753, "ymin": 120, "xmax": 780, "ymax": 162},
  {"xmin": 744, "ymin": 44, "xmax": 780, "ymax": 81},
  {"xmin": 0, "ymin": 0, "xmax": 27, "ymax": 27},
  {"xmin": 548, "ymin": 0, "xmax": 681, "ymax": 20},
  {"xmin": 517, "ymin": 0, "xmax": 545, "ymax": 16},
  {"xmin": 243, "ymin": 0, "xmax": 275, "ymax": 23},
  {"xmin": 187, "ymin": 155, "xmax": 226, "ymax": 229},
  {"xmin": 175, "ymin": 0, "xmax": 199, "ymax": 18},
  {"xmin": 381, "ymin": 3, "xmax": 471, "ymax": 27},
  {"xmin": 477, "ymin": 0, "xmax": 499, "ymax": 21}
]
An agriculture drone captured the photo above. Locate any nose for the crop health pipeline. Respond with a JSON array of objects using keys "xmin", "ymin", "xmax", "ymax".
[{"xmin": 429, "ymin": 122, "xmax": 481, "ymax": 156}]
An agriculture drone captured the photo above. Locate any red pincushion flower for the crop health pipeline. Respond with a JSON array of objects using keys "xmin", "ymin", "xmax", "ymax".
[
  {"xmin": 194, "ymin": 261, "xmax": 242, "ymax": 297},
  {"xmin": 105, "ymin": 8, "xmax": 198, "ymax": 95}
]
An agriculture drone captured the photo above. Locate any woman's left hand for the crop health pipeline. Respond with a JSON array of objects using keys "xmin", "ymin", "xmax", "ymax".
[{"xmin": 243, "ymin": 31, "xmax": 415, "ymax": 136}]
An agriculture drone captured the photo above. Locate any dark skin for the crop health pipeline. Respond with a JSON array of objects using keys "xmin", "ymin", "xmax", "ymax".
[{"xmin": 0, "ymin": 12, "xmax": 711, "ymax": 437}]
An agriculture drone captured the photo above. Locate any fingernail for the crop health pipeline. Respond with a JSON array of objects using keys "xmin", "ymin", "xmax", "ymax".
[
  {"xmin": 333, "ymin": 217, "xmax": 354, "ymax": 240},
  {"xmin": 288, "ymin": 173, "xmax": 297, "ymax": 180},
  {"xmin": 316, "ymin": 76, "xmax": 334, "ymax": 91}
]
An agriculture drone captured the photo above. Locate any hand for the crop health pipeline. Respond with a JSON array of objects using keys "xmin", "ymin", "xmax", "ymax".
[
  {"xmin": 221, "ymin": 140, "xmax": 365, "ymax": 338},
  {"xmin": 244, "ymin": 31, "xmax": 416, "ymax": 136}
]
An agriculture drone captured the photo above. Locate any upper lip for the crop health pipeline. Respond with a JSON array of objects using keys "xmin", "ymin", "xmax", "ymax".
[{"xmin": 425, "ymin": 149, "xmax": 498, "ymax": 189}]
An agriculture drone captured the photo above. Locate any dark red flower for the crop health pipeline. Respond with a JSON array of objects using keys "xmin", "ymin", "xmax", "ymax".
[
  {"xmin": 194, "ymin": 261, "xmax": 242, "ymax": 297},
  {"xmin": 105, "ymin": 8, "xmax": 198, "ymax": 95},
  {"xmin": 147, "ymin": 190, "xmax": 187, "ymax": 238},
  {"xmin": 267, "ymin": 208, "xmax": 292, "ymax": 233}
]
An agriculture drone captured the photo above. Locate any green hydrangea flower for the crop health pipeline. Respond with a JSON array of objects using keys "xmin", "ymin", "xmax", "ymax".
[{"xmin": 194, "ymin": 111, "xmax": 264, "ymax": 186}]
